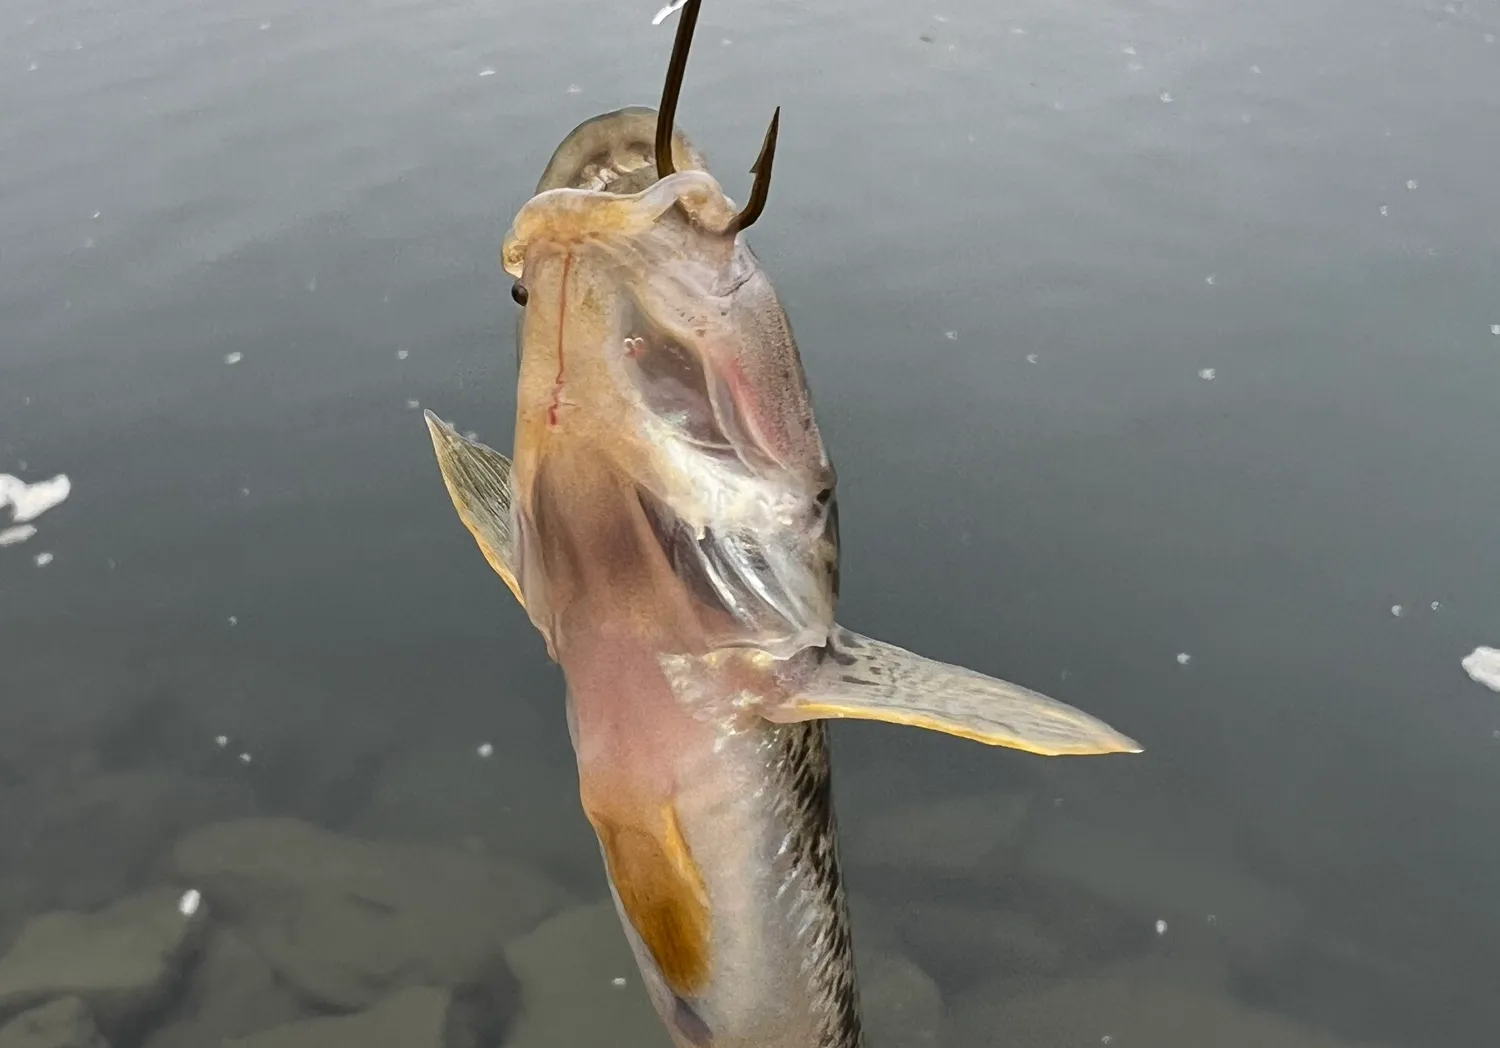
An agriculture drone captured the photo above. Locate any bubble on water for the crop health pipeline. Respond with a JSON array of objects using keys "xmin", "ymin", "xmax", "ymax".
[
  {"xmin": 1102, "ymin": 1038, "xmax": 1113, "ymax": 1045},
  {"xmin": 1011, "ymin": 26, "xmax": 1027, "ymax": 35},
  {"xmin": 1176, "ymin": 652, "xmax": 1192, "ymax": 665},
  {"xmin": 397, "ymin": 350, "xmax": 409, "ymax": 360},
  {"xmin": 1430, "ymin": 601, "xmax": 1442, "ymax": 612},
  {"xmin": 1127, "ymin": 62, "xmax": 1144, "ymax": 73},
  {"xmin": 0, "ymin": 525, "xmax": 37, "ymax": 547},
  {"xmin": 228, "ymin": 615, "xmax": 238, "ymax": 626},
  {"xmin": 1490, "ymin": 324, "xmax": 1499, "ymax": 336},
  {"xmin": 1198, "ymin": 368, "xmax": 1216, "ymax": 381},
  {"xmin": 83, "ymin": 238, "xmax": 95, "ymax": 249},
  {"xmin": 33, "ymin": 552, "xmax": 53, "ymax": 567},
  {"xmin": 91, "ymin": 211, "xmax": 101, "ymax": 219},
  {"xmin": 1204, "ymin": 273, "xmax": 1217, "ymax": 285},
  {"xmin": 479, "ymin": 68, "xmax": 495, "ymax": 77},
  {"xmin": 223, "ymin": 352, "xmax": 242, "ymax": 365},
  {"xmin": 306, "ymin": 276, "xmax": 317, "ymax": 292},
  {"xmin": 1206, "ymin": 913, "xmax": 1219, "ymax": 925},
  {"xmin": 1250, "ymin": 64, "xmax": 1262, "ymax": 74},
  {"xmin": 477, "ymin": 742, "xmax": 494, "ymax": 758},
  {"xmin": 464, "ymin": 431, "xmax": 479, "ymax": 441},
  {"xmin": 1390, "ymin": 604, "xmax": 1404, "ymax": 617},
  {"xmin": 215, "ymin": 735, "xmax": 229, "ymax": 747},
  {"xmin": 178, "ymin": 889, "xmax": 201, "ymax": 917},
  {"xmin": 1122, "ymin": 45, "xmax": 1137, "ymax": 55},
  {"xmin": 259, "ymin": 22, "xmax": 271, "ymax": 30},
  {"xmin": 611, "ymin": 977, "xmax": 628, "ymax": 987},
  {"xmin": 567, "ymin": 84, "xmax": 582, "ymax": 94},
  {"xmin": 238, "ymin": 752, "xmax": 253, "ymax": 764},
  {"xmin": 1025, "ymin": 353, "xmax": 1039, "ymax": 364},
  {"xmin": 1462, "ymin": 647, "xmax": 1500, "ymax": 694},
  {"xmin": 1155, "ymin": 919, "xmax": 1168, "ymax": 935},
  {"xmin": 406, "ymin": 399, "xmax": 421, "ymax": 410},
  {"xmin": 1405, "ymin": 179, "xmax": 1419, "ymax": 190},
  {"xmin": 1160, "ymin": 91, "xmax": 1174, "ymax": 103},
  {"xmin": 27, "ymin": 61, "xmax": 38, "ymax": 72},
  {"xmin": 944, "ymin": 331, "xmax": 958, "ymax": 340},
  {"xmin": 1379, "ymin": 205, "xmax": 1389, "ymax": 216}
]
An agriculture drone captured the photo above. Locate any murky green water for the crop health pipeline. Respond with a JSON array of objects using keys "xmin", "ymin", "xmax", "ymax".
[{"xmin": 3, "ymin": 0, "xmax": 1499, "ymax": 1045}]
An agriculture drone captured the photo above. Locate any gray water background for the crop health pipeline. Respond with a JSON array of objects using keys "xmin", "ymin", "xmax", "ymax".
[{"xmin": 3, "ymin": 0, "xmax": 1500, "ymax": 1044}]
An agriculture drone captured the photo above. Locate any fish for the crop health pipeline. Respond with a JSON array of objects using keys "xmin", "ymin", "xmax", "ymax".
[{"xmin": 424, "ymin": 2, "xmax": 1141, "ymax": 1045}]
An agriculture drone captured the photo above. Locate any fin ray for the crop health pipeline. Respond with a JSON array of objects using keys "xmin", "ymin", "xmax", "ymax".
[
  {"xmin": 423, "ymin": 411, "xmax": 524, "ymax": 606},
  {"xmin": 770, "ymin": 628, "xmax": 1142, "ymax": 757}
]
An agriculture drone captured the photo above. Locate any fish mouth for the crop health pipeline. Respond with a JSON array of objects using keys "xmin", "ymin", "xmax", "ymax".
[
  {"xmin": 535, "ymin": 106, "xmax": 708, "ymax": 197},
  {"xmin": 519, "ymin": 0, "xmax": 780, "ymax": 243},
  {"xmin": 500, "ymin": 167, "xmax": 742, "ymax": 280}
]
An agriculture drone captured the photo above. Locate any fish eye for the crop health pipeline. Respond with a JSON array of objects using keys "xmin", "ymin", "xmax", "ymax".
[
  {"xmin": 511, "ymin": 282, "xmax": 529, "ymax": 306},
  {"xmin": 815, "ymin": 486, "xmax": 833, "ymax": 506}
]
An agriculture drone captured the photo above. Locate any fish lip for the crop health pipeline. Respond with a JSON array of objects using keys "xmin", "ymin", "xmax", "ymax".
[{"xmin": 501, "ymin": 170, "xmax": 738, "ymax": 278}]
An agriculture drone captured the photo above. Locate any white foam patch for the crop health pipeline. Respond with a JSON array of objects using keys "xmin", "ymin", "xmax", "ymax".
[
  {"xmin": 1462, "ymin": 647, "xmax": 1500, "ymax": 694},
  {"xmin": 0, "ymin": 473, "xmax": 71, "ymax": 523},
  {"xmin": 0, "ymin": 525, "xmax": 37, "ymax": 547}
]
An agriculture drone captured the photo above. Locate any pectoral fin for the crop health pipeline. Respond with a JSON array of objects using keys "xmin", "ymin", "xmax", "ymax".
[
  {"xmin": 423, "ymin": 410, "xmax": 524, "ymax": 607},
  {"xmin": 769, "ymin": 627, "xmax": 1141, "ymax": 757}
]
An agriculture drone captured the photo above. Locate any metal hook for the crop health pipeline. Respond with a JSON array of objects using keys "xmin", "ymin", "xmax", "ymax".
[{"xmin": 654, "ymin": 0, "xmax": 780, "ymax": 233}]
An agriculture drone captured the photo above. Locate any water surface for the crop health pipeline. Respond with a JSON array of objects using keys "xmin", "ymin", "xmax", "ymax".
[{"xmin": 3, "ymin": 0, "xmax": 1499, "ymax": 1045}]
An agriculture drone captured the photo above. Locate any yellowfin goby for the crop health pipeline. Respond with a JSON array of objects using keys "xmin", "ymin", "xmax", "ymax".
[{"xmin": 425, "ymin": 3, "xmax": 1140, "ymax": 1045}]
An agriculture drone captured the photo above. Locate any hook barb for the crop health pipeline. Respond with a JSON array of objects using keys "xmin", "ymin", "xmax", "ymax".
[{"xmin": 726, "ymin": 106, "xmax": 780, "ymax": 234}]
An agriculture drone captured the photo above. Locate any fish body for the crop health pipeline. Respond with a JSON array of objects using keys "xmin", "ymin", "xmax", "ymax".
[{"xmin": 425, "ymin": 6, "xmax": 1140, "ymax": 1046}]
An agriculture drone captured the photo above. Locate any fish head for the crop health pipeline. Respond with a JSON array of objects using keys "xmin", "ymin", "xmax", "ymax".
[{"xmin": 498, "ymin": 82, "xmax": 837, "ymax": 657}]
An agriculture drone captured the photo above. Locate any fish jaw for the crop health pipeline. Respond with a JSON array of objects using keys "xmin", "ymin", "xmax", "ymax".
[
  {"xmin": 562, "ymin": 624, "xmax": 861, "ymax": 1048},
  {"xmin": 502, "ymin": 170, "xmax": 839, "ymax": 661}
]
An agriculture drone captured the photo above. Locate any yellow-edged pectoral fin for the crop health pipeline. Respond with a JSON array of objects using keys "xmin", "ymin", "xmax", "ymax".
[
  {"xmin": 423, "ymin": 410, "xmax": 524, "ymax": 607},
  {"xmin": 586, "ymin": 803, "xmax": 712, "ymax": 997},
  {"xmin": 768, "ymin": 627, "xmax": 1142, "ymax": 757}
]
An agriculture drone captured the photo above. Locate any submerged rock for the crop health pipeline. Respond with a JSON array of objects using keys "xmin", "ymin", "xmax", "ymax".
[
  {"xmin": 856, "ymin": 946, "xmax": 944, "ymax": 1048},
  {"xmin": 140, "ymin": 929, "xmax": 308, "ymax": 1048},
  {"xmin": 0, "ymin": 888, "xmax": 203, "ymax": 1033},
  {"xmin": 8, "ymin": 770, "xmax": 256, "ymax": 912},
  {"xmin": 844, "ymin": 792, "xmax": 1032, "ymax": 877},
  {"xmin": 352, "ymin": 732, "xmax": 600, "ymax": 892},
  {"xmin": 224, "ymin": 985, "xmax": 491, "ymax": 1048},
  {"xmin": 886, "ymin": 898, "xmax": 1067, "ymax": 978},
  {"xmin": 169, "ymin": 817, "xmax": 566, "ymax": 1010},
  {"xmin": 947, "ymin": 962, "xmax": 1392, "ymax": 1047},
  {"xmin": 502, "ymin": 901, "xmax": 668, "ymax": 1048},
  {"xmin": 0, "ymin": 998, "xmax": 107, "ymax": 1048},
  {"xmin": 1022, "ymin": 816, "xmax": 1302, "ymax": 965}
]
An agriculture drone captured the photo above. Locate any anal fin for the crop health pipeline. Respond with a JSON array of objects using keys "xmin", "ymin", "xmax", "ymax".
[
  {"xmin": 768, "ymin": 627, "xmax": 1142, "ymax": 757},
  {"xmin": 423, "ymin": 410, "xmax": 524, "ymax": 607}
]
